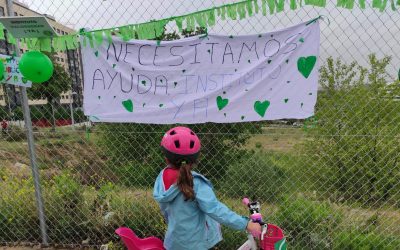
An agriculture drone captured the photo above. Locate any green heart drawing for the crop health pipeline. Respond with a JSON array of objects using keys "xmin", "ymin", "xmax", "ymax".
[
  {"xmin": 297, "ymin": 56, "xmax": 317, "ymax": 78},
  {"xmin": 122, "ymin": 99, "xmax": 133, "ymax": 112},
  {"xmin": 254, "ymin": 100, "xmax": 270, "ymax": 118},
  {"xmin": 94, "ymin": 51, "xmax": 99, "ymax": 57},
  {"xmin": 274, "ymin": 239, "xmax": 287, "ymax": 250},
  {"xmin": 216, "ymin": 96, "xmax": 229, "ymax": 111},
  {"xmin": 299, "ymin": 37, "xmax": 304, "ymax": 43},
  {"xmin": 284, "ymin": 98, "xmax": 289, "ymax": 103}
]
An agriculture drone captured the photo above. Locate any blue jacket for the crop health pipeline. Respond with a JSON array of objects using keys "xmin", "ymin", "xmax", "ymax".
[{"xmin": 153, "ymin": 169, "xmax": 248, "ymax": 250}]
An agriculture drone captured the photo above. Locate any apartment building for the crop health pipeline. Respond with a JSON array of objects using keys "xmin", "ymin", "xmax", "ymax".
[{"xmin": 0, "ymin": 0, "xmax": 83, "ymax": 112}]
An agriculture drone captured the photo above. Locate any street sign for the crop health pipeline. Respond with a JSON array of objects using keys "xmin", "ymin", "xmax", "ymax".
[{"xmin": 0, "ymin": 16, "xmax": 57, "ymax": 38}]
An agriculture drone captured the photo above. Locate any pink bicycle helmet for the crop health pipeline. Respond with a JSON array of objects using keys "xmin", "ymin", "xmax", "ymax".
[{"xmin": 161, "ymin": 126, "xmax": 201, "ymax": 164}]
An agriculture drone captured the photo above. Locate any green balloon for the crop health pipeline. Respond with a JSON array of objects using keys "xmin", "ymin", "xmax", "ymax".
[
  {"xmin": 18, "ymin": 51, "xmax": 54, "ymax": 83},
  {"xmin": 0, "ymin": 61, "xmax": 4, "ymax": 81}
]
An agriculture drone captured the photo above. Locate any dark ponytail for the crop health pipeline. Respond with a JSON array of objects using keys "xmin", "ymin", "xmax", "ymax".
[{"xmin": 176, "ymin": 163, "xmax": 195, "ymax": 201}]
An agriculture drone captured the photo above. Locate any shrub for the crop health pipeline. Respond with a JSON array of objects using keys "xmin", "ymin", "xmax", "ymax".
[
  {"xmin": 97, "ymin": 123, "xmax": 262, "ymax": 185},
  {"xmin": 218, "ymin": 152, "xmax": 288, "ymax": 202},
  {"xmin": 54, "ymin": 106, "xmax": 70, "ymax": 120},
  {"xmin": 44, "ymin": 171, "xmax": 88, "ymax": 242},
  {"xmin": 275, "ymin": 195, "xmax": 342, "ymax": 249},
  {"xmin": 2, "ymin": 125, "xmax": 26, "ymax": 141},
  {"xmin": 0, "ymin": 172, "xmax": 40, "ymax": 242},
  {"xmin": 74, "ymin": 109, "xmax": 86, "ymax": 123},
  {"xmin": 0, "ymin": 106, "xmax": 9, "ymax": 120}
]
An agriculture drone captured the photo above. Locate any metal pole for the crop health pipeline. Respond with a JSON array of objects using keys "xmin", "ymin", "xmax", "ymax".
[
  {"xmin": 5, "ymin": 0, "xmax": 48, "ymax": 245},
  {"xmin": 70, "ymin": 92, "xmax": 75, "ymax": 130}
]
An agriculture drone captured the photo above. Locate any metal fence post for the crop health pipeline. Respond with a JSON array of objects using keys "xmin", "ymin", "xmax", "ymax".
[{"xmin": 5, "ymin": 0, "xmax": 49, "ymax": 245}]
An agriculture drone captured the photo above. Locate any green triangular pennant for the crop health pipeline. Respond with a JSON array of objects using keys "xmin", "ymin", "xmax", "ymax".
[
  {"xmin": 175, "ymin": 17, "xmax": 183, "ymax": 32},
  {"xmin": 306, "ymin": 0, "xmax": 327, "ymax": 7},
  {"xmin": 59, "ymin": 36, "xmax": 67, "ymax": 51},
  {"xmin": 195, "ymin": 13, "xmax": 206, "ymax": 28},
  {"xmin": 65, "ymin": 35, "xmax": 78, "ymax": 50},
  {"xmin": 156, "ymin": 21, "xmax": 165, "ymax": 37},
  {"xmin": 7, "ymin": 33, "xmax": 16, "ymax": 45},
  {"xmin": 85, "ymin": 32, "xmax": 94, "ymax": 48},
  {"xmin": 246, "ymin": 0, "xmax": 254, "ymax": 16},
  {"xmin": 52, "ymin": 37, "xmax": 61, "ymax": 51},
  {"xmin": 359, "ymin": 0, "xmax": 366, "ymax": 8},
  {"xmin": 104, "ymin": 30, "xmax": 113, "ymax": 44},
  {"xmin": 254, "ymin": 0, "xmax": 260, "ymax": 13},
  {"xmin": 266, "ymin": 0, "xmax": 276, "ymax": 14},
  {"xmin": 207, "ymin": 9, "xmax": 216, "ymax": 26},
  {"xmin": 0, "ymin": 24, "xmax": 4, "ymax": 40},
  {"xmin": 19, "ymin": 38, "xmax": 26, "ymax": 50},
  {"xmin": 119, "ymin": 26, "xmax": 132, "ymax": 41},
  {"xmin": 94, "ymin": 31, "xmax": 104, "ymax": 46},
  {"xmin": 227, "ymin": 4, "xmax": 237, "ymax": 20},
  {"xmin": 372, "ymin": 0, "xmax": 383, "ymax": 8},
  {"xmin": 38, "ymin": 37, "xmax": 52, "ymax": 52},
  {"xmin": 290, "ymin": 0, "xmax": 298, "ymax": 9},
  {"xmin": 27, "ymin": 38, "xmax": 39, "ymax": 50},
  {"xmin": 136, "ymin": 25, "xmax": 144, "ymax": 39},
  {"xmin": 380, "ymin": 0, "xmax": 388, "ymax": 10},
  {"xmin": 276, "ymin": 0, "xmax": 285, "ymax": 12},
  {"xmin": 262, "ymin": 0, "xmax": 267, "ymax": 15},
  {"xmin": 390, "ymin": 0, "xmax": 396, "ymax": 9},
  {"xmin": 221, "ymin": 6, "xmax": 227, "ymax": 20},
  {"xmin": 238, "ymin": 5, "xmax": 246, "ymax": 19},
  {"xmin": 186, "ymin": 15, "xmax": 195, "ymax": 31}
]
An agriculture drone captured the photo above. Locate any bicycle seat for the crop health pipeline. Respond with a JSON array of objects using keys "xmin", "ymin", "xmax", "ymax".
[{"xmin": 115, "ymin": 227, "xmax": 165, "ymax": 250}]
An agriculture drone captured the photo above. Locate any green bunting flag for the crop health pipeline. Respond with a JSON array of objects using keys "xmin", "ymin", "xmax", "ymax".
[
  {"xmin": 0, "ymin": 0, "xmax": 397, "ymax": 52},
  {"xmin": 0, "ymin": 24, "xmax": 4, "ymax": 40},
  {"xmin": 38, "ymin": 37, "xmax": 52, "ymax": 52}
]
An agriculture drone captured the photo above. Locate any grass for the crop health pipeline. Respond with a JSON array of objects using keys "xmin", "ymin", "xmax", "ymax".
[
  {"xmin": 247, "ymin": 126, "xmax": 305, "ymax": 153},
  {"xmin": 1, "ymin": 125, "xmax": 399, "ymax": 248}
]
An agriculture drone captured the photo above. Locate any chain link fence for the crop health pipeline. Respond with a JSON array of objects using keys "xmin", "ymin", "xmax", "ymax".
[{"xmin": 1, "ymin": 0, "xmax": 400, "ymax": 249}]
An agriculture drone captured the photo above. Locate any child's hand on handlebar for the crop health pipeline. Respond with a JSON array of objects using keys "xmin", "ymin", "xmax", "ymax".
[{"xmin": 246, "ymin": 221, "xmax": 262, "ymax": 237}]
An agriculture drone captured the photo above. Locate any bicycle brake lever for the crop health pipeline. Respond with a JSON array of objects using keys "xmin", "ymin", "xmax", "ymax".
[{"xmin": 261, "ymin": 224, "xmax": 268, "ymax": 241}]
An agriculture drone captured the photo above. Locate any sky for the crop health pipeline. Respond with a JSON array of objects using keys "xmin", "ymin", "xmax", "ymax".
[{"xmin": 21, "ymin": 0, "xmax": 400, "ymax": 79}]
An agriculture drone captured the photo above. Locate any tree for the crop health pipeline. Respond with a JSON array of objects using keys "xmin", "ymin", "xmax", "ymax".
[
  {"xmin": 27, "ymin": 53, "xmax": 72, "ymax": 131},
  {"xmin": 304, "ymin": 55, "xmax": 400, "ymax": 206}
]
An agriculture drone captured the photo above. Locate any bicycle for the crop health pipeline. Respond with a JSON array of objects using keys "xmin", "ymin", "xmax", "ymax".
[{"xmin": 115, "ymin": 197, "xmax": 286, "ymax": 250}]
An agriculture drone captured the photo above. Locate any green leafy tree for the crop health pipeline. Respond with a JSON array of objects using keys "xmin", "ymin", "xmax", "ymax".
[
  {"xmin": 27, "ymin": 53, "xmax": 72, "ymax": 131},
  {"xmin": 304, "ymin": 55, "xmax": 400, "ymax": 206}
]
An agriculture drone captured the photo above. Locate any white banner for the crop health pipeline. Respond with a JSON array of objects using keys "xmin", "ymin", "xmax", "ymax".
[
  {"xmin": 82, "ymin": 20, "xmax": 320, "ymax": 124},
  {"xmin": 0, "ymin": 54, "xmax": 32, "ymax": 87}
]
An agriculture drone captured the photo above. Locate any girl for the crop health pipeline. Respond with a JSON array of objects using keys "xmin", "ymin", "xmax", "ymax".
[{"xmin": 153, "ymin": 126, "xmax": 261, "ymax": 250}]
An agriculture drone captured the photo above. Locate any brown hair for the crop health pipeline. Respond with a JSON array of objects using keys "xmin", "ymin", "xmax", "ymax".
[{"xmin": 175, "ymin": 162, "xmax": 195, "ymax": 201}]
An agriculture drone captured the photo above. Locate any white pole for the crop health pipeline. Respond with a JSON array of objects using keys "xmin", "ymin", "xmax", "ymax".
[{"xmin": 70, "ymin": 92, "xmax": 76, "ymax": 130}]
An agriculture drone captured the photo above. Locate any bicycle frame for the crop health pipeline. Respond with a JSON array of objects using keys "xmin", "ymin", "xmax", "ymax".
[{"xmin": 238, "ymin": 232, "xmax": 258, "ymax": 250}]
